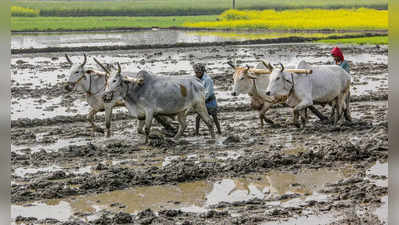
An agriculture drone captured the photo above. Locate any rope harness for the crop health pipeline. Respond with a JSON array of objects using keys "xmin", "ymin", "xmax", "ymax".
[{"xmin": 71, "ymin": 72, "xmax": 108, "ymax": 96}]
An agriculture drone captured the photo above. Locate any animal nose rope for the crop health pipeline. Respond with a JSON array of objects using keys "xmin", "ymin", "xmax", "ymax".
[
  {"xmin": 288, "ymin": 73, "xmax": 295, "ymax": 96},
  {"xmin": 72, "ymin": 73, "xmax": 107, "ymax": 96}
]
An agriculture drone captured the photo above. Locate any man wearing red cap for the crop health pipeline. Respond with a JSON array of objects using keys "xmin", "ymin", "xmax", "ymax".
[{"xmin": 331, "ymin": 46, "xmax": 350, "ymax": 73}]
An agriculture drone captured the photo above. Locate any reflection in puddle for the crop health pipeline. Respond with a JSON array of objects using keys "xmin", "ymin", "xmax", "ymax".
[
  {"xmin": 375, "ymin": 195, "xmax": 387, "ymax": 224},
  {"xmin": 12, "ymin": 201, "xmax": 73, "ymax": 221},
  {"xmin": 11, "ymin": 165, "xmax": 355, "ymax": 221},
  {"xmin": 367, "ymin": 161, "xmax": 388, "ymax": 187}
]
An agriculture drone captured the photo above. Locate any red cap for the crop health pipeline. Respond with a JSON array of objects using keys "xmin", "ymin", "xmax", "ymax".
[{"xmin": 331, "ymin": 46, "xmax": 344, "ymax": 61}]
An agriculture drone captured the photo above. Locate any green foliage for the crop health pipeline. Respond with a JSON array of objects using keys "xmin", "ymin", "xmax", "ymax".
[{"xmin": 11, "ymin": 15, "xmax": 218, "ymax": 31}]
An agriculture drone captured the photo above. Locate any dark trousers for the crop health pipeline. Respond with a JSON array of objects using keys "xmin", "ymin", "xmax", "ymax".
[{"xmin": 195, "ymin": 107, "xmax": 222, "ymax": 135}]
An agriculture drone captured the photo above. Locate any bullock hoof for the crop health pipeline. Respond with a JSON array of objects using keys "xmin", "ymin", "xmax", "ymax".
[
  {"xmin": 137, "ymin": 130, "xmax": 145, "ymax": 135},
  {"xmin": 292, "ymin": 122, "xmax": 301, "ymax": 128},
  {"xmin": 96, "ymin": 127, "xmax": 105, "ymax": 133},
  {"xmin": 270, "ymin": 123, "xmax": 281, "ymax": 128},
  {"xmin": 264, "ymin": 118, "xmax": 274, "ymax": 125}
]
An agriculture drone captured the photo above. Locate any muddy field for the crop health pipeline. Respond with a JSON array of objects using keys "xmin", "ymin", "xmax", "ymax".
[{"xmin": 11, "ymin": 42, "xmax": 388, "ymax": 225}]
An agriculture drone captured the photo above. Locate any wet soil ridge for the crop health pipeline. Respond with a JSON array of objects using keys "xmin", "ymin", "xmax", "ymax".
[
  {"xmin": 11, "ymin": 123, "xmax": 387, "ymax": 203},
  {"xmin": 11, "ymin": 33, "xmax": 386, "ymax": 54}
]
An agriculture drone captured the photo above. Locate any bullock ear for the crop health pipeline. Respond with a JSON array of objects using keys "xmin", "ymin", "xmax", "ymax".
[
  {"xmin": 227, "ymin": 61, "xmax": 236, "ymax": 69},
  {"xmin": 85, "ymin": 69, "xmax": 95, "ymax": 75}
]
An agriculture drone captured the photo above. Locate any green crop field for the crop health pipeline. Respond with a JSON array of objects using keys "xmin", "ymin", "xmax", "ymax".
[
  {"xmin": 11, "ymin": 0, "xmax": 388, "ymax": 17},
  {"xmin": 11, "ymin": 15, "xmax": 218, "ymax": 31}
]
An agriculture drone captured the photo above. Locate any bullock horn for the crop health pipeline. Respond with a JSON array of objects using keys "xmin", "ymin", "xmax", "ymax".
[
  {"xmin": 279, "ymin": 63, "xmax": 284, "ymax": 72},
  {"xmin": 245, "ymin": 65, "xmax": 250, "ymax": 71},
  {"xmin": 227, "ymin": 61, "xmax": 236, "ymax": 69},
  {"xmin": 81, "ymin": 53, "xmax": 87, "ymax": 67},
  {"xmin": 262, "ymin": 60, "xmax": 273, "ymax": 71},
  {"xmin": 65, "ymin": 54, "xmax": 73, "ymax": 65},
  {"xmin": 93, "ymin": 57, "xmax": 110, "ymax": 74}
]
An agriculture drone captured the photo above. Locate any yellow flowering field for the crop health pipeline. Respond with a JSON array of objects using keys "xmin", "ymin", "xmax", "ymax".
[
  {"xmin": 11, "ymin": 6, "xmax": 40, "ymax": 17},
  {"xmin": 192, "ymin": 31, "xmax": 362, "ymax": 40},
  {"xmin": 184, "ymin": 8, "xmax": 387, "ymax": 30}
]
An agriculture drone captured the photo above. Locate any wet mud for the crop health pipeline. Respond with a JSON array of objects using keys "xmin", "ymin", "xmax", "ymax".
[{"xmin": 11, "ymin": 43, "xmax": 388, "ymax": 224}]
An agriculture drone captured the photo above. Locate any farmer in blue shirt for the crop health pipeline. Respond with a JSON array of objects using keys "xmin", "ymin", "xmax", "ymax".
[
  {"xmin": 331, "ymin": 46, "xmax": 350, "ymax": 73},
  {"xmin": 193, "ymin": 63, "xmax": 222, "ymax": 135}
]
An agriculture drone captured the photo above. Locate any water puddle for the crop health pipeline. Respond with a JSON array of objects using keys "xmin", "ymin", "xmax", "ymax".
[
  {"xmin": 261, "ymin": 213, "xmax": 339, "ymax": 225},
  {"xmin": 11, "ymin": 165, "xmax": 356, "ymax": 221},
  {"xmin": 11, "ymin": 96, "xmax": 90, "ymax": 120},
  {"xmin": 366, "ymin": 161, "xmax": 388, "ymax": 187},
  {"xmin": 375, "ymin": 195, "xmax": 388, "ymax": 224},
  {"xmin": 11, "ymin": 30, "xmax": 367, "ymax": 50},
  {"xmin": 12, "ymin": 30, "xmax": 247, "ymax": 49},
  {"xmin": 13, "ymin": 164, "xmax": 61, "ymax": 177},
  {"xmin": 12, "ymin": 201, "xmax": 73, "ymax": 221},
  {"xmin": 12, "ymin": 137, "xmax": 89, "ymax": 154}
]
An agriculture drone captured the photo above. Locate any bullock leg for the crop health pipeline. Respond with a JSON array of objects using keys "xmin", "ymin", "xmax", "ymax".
[
  {"xmin": 293, "ymin": 100, "xmax": 312, "ymax": 128},
  {"xmin": 194, "ymin": 114, "xmax": 201, "ymax": 136},
  {"xmin": 343, "ymin": 91, "xmax": 352, "ymax": 122},
  {"xmin": 333, "ymin": 97, "xmax": 344, "ymax": 125},
  {"xmin": 87, "ymin": 108, "xmax": 104, "ymax": 135},
  {"xmin": 259, "ymin": 113, "xmax": 264, "ymax": 128},
  {"xmin": 307, "ymin": 105, "xmax": 328, "ymax": 121},
  {"xmin": 154, "ymin": 115, "xmax": 177, "ymax": 135},
  {"xmin": 211, "ymin": 113, "xmax": 222, "ymax": 135},
  {"xmin": 259, "ymin": 103, "xmax": 274, "ymax": 128},
  {"xmin": 174, "ymin": 111, "xmax": 187, "ymax": 139},
  {"xmin": 335, "ymin": 92, "xmax": 348, "ymax": 124},
  {"xmin": 137, "ymin": 119, "xmax": 145, "ymax": 134},
  {"xmin": 300, "ymin": 110, "xmax": 307, "ymax": 127},
  {"xmin": 144, "ymin": 111, "xmax": 154, "ymax": 144},
  {"xmin": 292, "ymin": 110, "xmax": 301, "ymax": 128},
  {"xmin": 330, "ymin": 101, "xmax": 336, "ymax": 122},
  {"xmin": 104, "ymin": 106, "xmax": 113, "ymax": 137},
  {"xmin": 195, "ymin": 104, "xmax": 215, "ymax": 138}
]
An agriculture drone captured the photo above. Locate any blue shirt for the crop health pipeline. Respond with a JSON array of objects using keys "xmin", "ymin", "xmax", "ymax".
[
  {"xmin": 200, "ymin": 73, "xmax": 217, "ymax": 109},
  {"xmin": 339, "ymin": 60, "xmax": 350, "ymax": 73}
]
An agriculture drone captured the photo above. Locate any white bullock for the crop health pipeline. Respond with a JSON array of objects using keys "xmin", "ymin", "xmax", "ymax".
[{"xmin": 265, "ymin": 60, "xmax": 351, "ymax": 127}]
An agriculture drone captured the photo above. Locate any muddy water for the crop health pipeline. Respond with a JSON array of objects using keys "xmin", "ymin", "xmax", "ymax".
[
  {"xmin": 11, "ymin": 165, "xmax": 354, "ymax": 222},
  {"xmin": 12, "ymin": 30, "xmax": 243, "ymax": 49}
]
